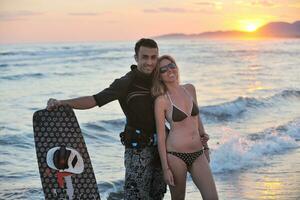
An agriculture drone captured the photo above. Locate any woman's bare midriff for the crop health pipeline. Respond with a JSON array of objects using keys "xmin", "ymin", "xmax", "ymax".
[{"xmin": 166, "ymin": 117, "xmax": 203, "ymax": 152}]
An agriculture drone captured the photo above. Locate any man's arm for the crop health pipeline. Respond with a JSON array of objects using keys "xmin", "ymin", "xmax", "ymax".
[
  {"xmin": 93, "ymin": 71, "xmax": 134, "ymax": 107},
  {"xmin": 47, "ymin": 96, "xmax": 96, "ymax": 110},
  {"xmin": 47, "ymin": 71, "xmax": 134, "ymax": 110}
]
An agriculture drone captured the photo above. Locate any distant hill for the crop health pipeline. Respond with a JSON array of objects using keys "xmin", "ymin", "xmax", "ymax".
[
  {"xmin": 255, "ymin": 21, "xmax": 300, "ymax": 37},
  {"xmin": 154, "ymin": 20, "xmax": 300, "ymax": 39}
]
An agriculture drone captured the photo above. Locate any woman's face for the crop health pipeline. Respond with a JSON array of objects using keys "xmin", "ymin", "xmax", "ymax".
[{"xmin": 159, "ymin": 58, "xmax": 178, "ymax": 83}]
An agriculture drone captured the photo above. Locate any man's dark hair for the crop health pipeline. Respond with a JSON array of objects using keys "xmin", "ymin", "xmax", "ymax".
[{"xmin": 134, "ymin": 38, "xmax": 158, "ymax": 56}]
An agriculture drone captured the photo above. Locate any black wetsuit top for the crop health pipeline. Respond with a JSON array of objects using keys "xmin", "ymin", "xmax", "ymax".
[{"xmin": 93, "ymin": 65, "xmax": 156, "ymax": 134}]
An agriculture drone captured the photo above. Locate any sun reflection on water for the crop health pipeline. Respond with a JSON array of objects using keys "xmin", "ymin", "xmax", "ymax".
[{"xmin": 257, "ymin": 177, "xmax": 283, "ymax": 199}]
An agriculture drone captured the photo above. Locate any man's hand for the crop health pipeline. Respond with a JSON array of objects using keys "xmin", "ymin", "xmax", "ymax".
[
  {"xmin": 47, "ymin": 98, "xmax": 63, "ymax": 111},
  {"xmin": 201, "ymin": 133, "xmax": 209, "ymax": 143}
]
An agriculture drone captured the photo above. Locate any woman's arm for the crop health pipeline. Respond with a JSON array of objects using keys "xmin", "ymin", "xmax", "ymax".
[
  {"xmin": 155, "ymin": 96, "xmax": 169, "ymax": 171},
  {"xmin": 154, "ymin": 96, "xmax": 175, "ymax": 186}
]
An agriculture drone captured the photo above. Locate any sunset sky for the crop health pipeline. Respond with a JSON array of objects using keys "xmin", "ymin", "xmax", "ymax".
[{"xmin": 0, "ymin": 0, "xmax": 299, "ymax": 44}]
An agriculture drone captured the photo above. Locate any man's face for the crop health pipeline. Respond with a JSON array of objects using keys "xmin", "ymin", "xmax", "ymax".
[{"xmin": 135, "ymin": 46, "xmax": 158, "ymax": 74}]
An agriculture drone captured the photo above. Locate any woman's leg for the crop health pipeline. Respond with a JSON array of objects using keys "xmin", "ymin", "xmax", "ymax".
[
  {"xmin": 167, "ymin": 153, "xmax": 188, "ymax": 200},
  {"xmin": 189, "ymin": 154, "xmax": 218, "ymax": 200}
]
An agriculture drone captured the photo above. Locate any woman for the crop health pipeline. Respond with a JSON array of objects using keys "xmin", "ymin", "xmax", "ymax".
[{"xmin": 152, "ymin": 55, "xmax": 218, "ymax": 200}]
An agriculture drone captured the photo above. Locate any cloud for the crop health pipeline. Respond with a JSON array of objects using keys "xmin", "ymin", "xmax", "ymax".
[
  {"xmin": 235, "ymin": 0, "xmax": 278, "ymax": 7},
  {"xmin": 251, "ymin": 0, "xmax": 276, "ymax": 7},
  {"xmin": 144, "ymin": 7, "xmax": 191, "ymax": 13},
  {"xmin": 143, "ymin": 7, "xmax": 216, "ymax": 14},
  {"xmin": 0, "ymin": 10, "xmax": 44, "ymax": 21},
  {"xmin": 68, "ymin": 12, "xmax": 99, "ymax": 16},
  {"xmin": 194, "ymin": 2, "xmax": 215, "ymax": 6},
  {"xmin": 194, "ymin": 1, "xmax": 223, "ymax": 10}
]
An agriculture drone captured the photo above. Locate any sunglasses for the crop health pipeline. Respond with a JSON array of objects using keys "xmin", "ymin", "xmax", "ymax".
[{"xmin": 159, "ymin": 63, "xmax": 177, "ymax": 74}]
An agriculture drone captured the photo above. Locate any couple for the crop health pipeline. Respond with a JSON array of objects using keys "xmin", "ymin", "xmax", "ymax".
[{"xmin": 47, "ymin": 38, "xmax": 218, "ymax": 200}]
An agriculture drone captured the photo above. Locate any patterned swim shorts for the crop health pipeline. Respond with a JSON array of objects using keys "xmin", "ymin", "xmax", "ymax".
[{"xmin": 124, "ymin": 146, "xmax": 166, "ymax": 200}]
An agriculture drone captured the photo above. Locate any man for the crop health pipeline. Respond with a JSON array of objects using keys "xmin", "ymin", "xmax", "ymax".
[{"xmin": 47, "ymin": 38, "xmax": 166, "ymax": 199}]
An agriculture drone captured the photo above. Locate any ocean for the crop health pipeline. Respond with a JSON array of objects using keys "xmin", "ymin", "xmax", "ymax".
[{"xmin": 0, "ymin": 38, "xmax": 299, "ymax": 199}]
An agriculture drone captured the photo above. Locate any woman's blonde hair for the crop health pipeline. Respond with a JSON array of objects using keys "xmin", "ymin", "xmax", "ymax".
[{"xmin": 151, "ymin": 55, "xmax": 179, "ymax": 97}]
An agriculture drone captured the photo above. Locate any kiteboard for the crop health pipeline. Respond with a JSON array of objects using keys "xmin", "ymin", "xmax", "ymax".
[{"xmin": 33, "ymin": 105, "xmax": 101, "ymax": 200}]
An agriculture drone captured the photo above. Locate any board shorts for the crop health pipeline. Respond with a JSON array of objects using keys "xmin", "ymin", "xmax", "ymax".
[{"xmin": 124, "ymin": 146, "xmax": 166, "ymax": 200}]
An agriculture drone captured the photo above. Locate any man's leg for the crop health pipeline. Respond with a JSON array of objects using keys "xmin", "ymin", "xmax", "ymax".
[
  {"xmin": 150, "ymin": 147, "xmax": 167, "ymax": 200},
  {"xmin": 124, "ymin": 147, "xmax": 155, "ymax": 200}
]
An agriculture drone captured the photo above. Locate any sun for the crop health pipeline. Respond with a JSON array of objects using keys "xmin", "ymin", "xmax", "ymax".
[
  {"xmin": 238, "ymin": 19, "xmax": 263, "ymax": 33},
  {"xmin": 245, "ymin": 24, "xmax": 258, "ymax": 32}
]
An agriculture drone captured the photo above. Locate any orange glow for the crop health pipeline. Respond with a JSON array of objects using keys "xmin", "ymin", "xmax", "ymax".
[{"xmin": 0, "ymin": 1, "xmax": 299, "ymax": 44}]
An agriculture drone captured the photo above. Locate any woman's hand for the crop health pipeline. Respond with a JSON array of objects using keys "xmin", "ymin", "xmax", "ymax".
[{"xmin": 163, "ymin": 168, "xmax": 175, "ymax": 186}]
